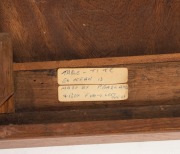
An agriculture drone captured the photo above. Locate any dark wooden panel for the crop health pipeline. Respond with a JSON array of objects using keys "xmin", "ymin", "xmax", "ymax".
[
  {"xmin": 0, "ymin": 0, "xmax": 179, "ymax": 62},
  {"xmin": 0, "ymin": 34, "xmax": 14, "ymax": 113},
  {"xmin": 14, "ymin": 54, "xmax": 180, "ymax": 112}
]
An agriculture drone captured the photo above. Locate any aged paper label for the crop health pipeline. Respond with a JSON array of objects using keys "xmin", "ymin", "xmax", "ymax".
[
  {"xmin": 58, "ymin": 68, "xmax": 128, "ymax": 85},
  {"xmin": 58, "ymin": 84, "xmax": 128, "ymax": 102}
]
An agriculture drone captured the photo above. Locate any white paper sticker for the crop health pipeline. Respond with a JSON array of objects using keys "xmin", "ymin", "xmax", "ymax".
[
  {"xmin": 58, "ymin": 68, "xmax": 128, "ymax": 85},
  {"xmin": 58, "ymin": 84, "xmax": 128, "ymax": 102}
]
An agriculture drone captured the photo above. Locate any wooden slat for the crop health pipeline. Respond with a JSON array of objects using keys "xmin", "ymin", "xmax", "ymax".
[
  {"xmin": 1, "ymin": 132, "xmax": 180, "ymax": 149},
  {"xmin": 0, "ymin": 103, "xmax": 180, "ymax": 125},
  {"xmin": 14, "ymin": 60, "xmax": 180, "ymax": 112},
  {"xmin": 14, "ymin": 53, "xmax": 180, "ymax": 71},
  {"xmin": 1, "ymin": 117, "xmax": 180, "ymax": 148},
  {"xmin": 0, "ymin": 34, "xmax": 14, "ymax": 113}
]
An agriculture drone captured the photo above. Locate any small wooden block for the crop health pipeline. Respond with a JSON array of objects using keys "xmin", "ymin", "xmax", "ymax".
[{"xmin": 0, "ymin": 33, "xmax": 14, "ymax": 113}]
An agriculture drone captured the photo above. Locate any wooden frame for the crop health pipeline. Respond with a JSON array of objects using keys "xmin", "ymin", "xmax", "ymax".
[{"xmin": 0, "ymin": 50, "xmax": 180, "ymax": 148}]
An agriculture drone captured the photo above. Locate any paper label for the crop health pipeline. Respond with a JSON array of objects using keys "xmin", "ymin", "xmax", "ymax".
[
  {"xmin": 58, "ymin": 68, "xmax": 128, "ymax": 85},
  {"xmin": 58, "ymin": 84, "xmax": 128, "ymax": 102}
]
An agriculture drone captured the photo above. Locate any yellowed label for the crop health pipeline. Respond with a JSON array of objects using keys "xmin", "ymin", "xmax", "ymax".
[
  {"xmin": 58, "ymin": 84, "xmax": 128, "ymax": 102},
  {"xmin": 58, "ymin": 68, "xmax": 128, "ymax": 85}
]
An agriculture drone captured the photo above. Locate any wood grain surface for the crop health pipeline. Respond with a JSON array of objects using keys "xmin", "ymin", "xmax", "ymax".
[
  {"xmin": 0, "ymin": 0, "xmax": 179, "ymax": 62},
  {"xmin": 14, "ymin": 54, "xmax": 180, "ymax": 112},
  {"xmin": 0, "ymin": 54, "xmax": 179, "ymax": 148},
  {"xmin": 0, "ymin": 0, "xmax": 180, "ymax": 148},
  {"xmin": 0, "ymin": 96, "xmax": 15, "ymax": 114},
  {"xmin": 0, "ymin": 34, "xmax": 14, "ymax": 113},
  {"xmin": 1, "ymin": 131, "xmax": 180, "ymax": 149},
  {"xmin": 13, "ymin": 53, "xmax": 180, "ymax": 71},
  {"xmin": 0, "ymin": 104, "xmax": 180, "ymax": 125},
  {"xmin": 1, "ymin": 117, "xmax": 180, "ymax": 148}
]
